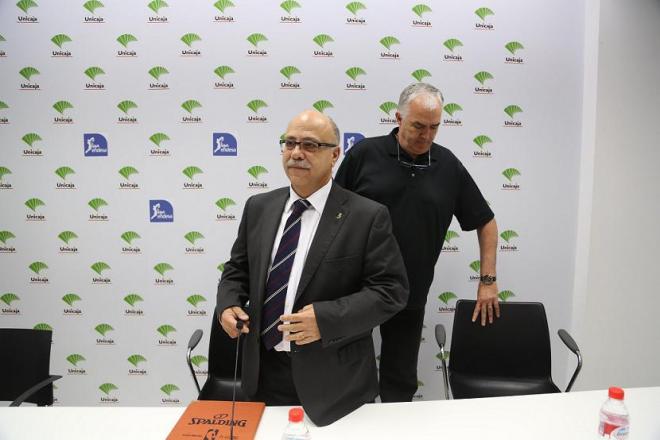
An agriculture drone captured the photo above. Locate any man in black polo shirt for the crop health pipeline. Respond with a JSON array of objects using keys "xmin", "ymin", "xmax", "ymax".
[{"xmin": 335, "ymin": 82, "xmax": 500, "ymax": 402}]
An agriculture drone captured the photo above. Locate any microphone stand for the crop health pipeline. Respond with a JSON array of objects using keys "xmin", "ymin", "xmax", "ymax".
[{"xmin": 230, "ymin": 320, "xmax": 243, "ymax": 440}]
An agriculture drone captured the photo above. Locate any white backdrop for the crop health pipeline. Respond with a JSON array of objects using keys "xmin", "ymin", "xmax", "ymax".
[{"xmin": 0, "ymin": 0, "xmax": 584, "ymax": 405}]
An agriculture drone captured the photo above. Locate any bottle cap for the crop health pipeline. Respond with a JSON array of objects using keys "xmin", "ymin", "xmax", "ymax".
[
  {"xmin": 608, "ymin": 386, "xmax": 624, "ymax": 400},
  {"xmin": 288, "ymin": 407, "xmax": 304, "ymax": 423}
]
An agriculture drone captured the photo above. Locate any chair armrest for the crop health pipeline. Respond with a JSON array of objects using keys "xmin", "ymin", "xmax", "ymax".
[
  {"xmin": 434, "ymin": 324, "xmax": 450, "ymax": 400},
  {"xmin": 187, "ymin": 329, "xmax": 204, "ymax": 395},
  {"xmin": 558, "ymin": 329, "xmax": 582, "ymax": 392},
  {"xmin": 10, "ymin": 375, "xmax": 62, "ymax": 407}
]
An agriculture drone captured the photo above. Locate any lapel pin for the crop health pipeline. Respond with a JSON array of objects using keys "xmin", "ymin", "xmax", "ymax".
[{"xmin": 336, "ymin": 212, "xmax": 343, "ymax": 220}]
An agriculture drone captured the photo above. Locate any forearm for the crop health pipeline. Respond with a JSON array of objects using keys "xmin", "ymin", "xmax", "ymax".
[{"xmin": 477, "ymin": 218, "xmax": 498, "ymax": 275}]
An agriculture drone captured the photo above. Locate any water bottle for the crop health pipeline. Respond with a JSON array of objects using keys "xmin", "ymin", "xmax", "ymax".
[
  {"xmin": 281, "ymin": 407, "xmax": 311, "ymax": 440},
  {"xmin": 598, "ymin": 386, "xmax": 629, "ymax": 439}
]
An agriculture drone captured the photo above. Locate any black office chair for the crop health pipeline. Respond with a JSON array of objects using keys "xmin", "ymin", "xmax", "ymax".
[
  {"xmin": 0, "ymin": 328, "xmax": 62, "ymax": 406},
  {"xmin": 434, "ymin": 300, "xmax": 582, "ymax": 399},
  {"xmin": 187, "ymin": 311, "xmax": 248, "ymax": 401}
]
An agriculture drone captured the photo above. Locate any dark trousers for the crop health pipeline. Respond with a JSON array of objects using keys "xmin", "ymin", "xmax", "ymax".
[
  {"xmin": 252, "ymin": 345, "xmax": 301, "ymax": 406},
  {"xmin": 378, "ymin": 308, "xmax": 425, "ymax": 402}
]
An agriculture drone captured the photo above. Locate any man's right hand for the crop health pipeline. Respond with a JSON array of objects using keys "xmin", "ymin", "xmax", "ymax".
[{"xmin": 220, "ymin": 306, "xmax": 250, "ymax": 338}]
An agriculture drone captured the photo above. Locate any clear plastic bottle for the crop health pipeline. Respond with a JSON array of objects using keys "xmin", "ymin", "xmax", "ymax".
[
  {"xmin": 598, "ymin": 386, "xmax": 630, "ymax": 439},
  {"xmin": 281, "ymin": 407, "xmax": 311, "ymax": 440}
]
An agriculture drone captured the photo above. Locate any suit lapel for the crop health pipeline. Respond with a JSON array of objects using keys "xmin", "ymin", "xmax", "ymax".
[
  {"xmin": 295, "ymin": 183, "xmax": 349, "ymax": 301},
  {"xmin": 255, "ymin": 188, "xmax": 289, "ymax": 304}
]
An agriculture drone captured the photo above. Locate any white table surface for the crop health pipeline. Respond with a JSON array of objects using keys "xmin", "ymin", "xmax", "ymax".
[{"xmin": 1, "ymin": 387, "xmax": 658, "ymax": 440}]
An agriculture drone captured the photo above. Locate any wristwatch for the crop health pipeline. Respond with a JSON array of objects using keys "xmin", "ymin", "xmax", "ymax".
[{"xmin": 480, "ymin": 274, "xmax": 497, "ymax": 285}]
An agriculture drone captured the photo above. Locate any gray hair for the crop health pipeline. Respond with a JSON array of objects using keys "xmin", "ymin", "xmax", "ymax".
[{"xmin": 397, "ymin": 83, "xmax": 444, "ymax": 118}]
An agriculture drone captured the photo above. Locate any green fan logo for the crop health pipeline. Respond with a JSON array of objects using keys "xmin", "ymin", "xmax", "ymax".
[
  {"xmin": 22, "ymin": 132, "xmax": 41, "ymax": 150},
  {"xmin": 53, "ymin": 101, "xmax": 74, "ymax": 124},
  {"xmin": 280, "ymin": 0, "xmax": 302, "ymax": 22},
  {"xmin": 474, "ymin": 71, "xmax": 494, "ymax": 94},
  {"xmin": 160, "ymin": 384, "xmax": 180, "ymax": 403},
  {"xmin": 412, "ymin": 69, "xmax": 431, "ymax": 82},
  {"xmin": 83, "ymin": 0, "xmax": 104, "ymax": 15},
  {"xmin": 379, "ymin": 36, "xmax": 400, "ymax": 58},
  {"xmin": 19, "ymin": 67, "xmax": 40, "ymax": 90},
  {"xmin": 472, "ymin": 135, "xmax": 493, "ymax": 158},
  {"xmin": 0, "ymin": 166, "xmax": 12, "ymax": 188},
  {"xmin": 121, "ymin": 232, "xmax": 141, "ymax": 253},
  {"xmin": 214, "ymin": 65, "xmax": 235, "ymax": 89},
  {"xmin": 33, "ymin": 323, "xmax": 52, "ymax": 331},
  {"xmin": 149, "ymin": 132, "xmax": 171, "ymax": 156},
  {"xmin": 412, "ymin": 4, "xmax": 432, "ymax": 26},
  {"xmin": 25, "ymin": 198, "xmax": 46, "ymax": 221},
  {"xmin": 216, "ymin": 198, "xmax": 237, "ymax": 221},
  {"xmin": 181, "ymin": 100, "xmax": 202, "ymax": 122},
  {"xmin": 118, "ymin": 166, "xmax": 139, "ymax": 189},
  {"xmin": 95, "ymin": 323, "xmax": 114, "ymax": 336},
  {"xmin": 17, "ymin": 0, "xmax": 38, "ymax": 15},
  {"xmin": 148, "ymin": 0, "xmax": 169, "ymax": 20},
  {"xmin": 247, "ymin": 100, "xmax": 268, "ymax": 123},
  {"xmin": 124, "ymin": 293, "xmax": 144, "ymax": 308},
  {"xmin": 500, "ymin": 230, "xmax": 519, "ymax": 252},
  {"xmin": 66, "ymin": 354, "xmax": 86, "ymax": 371},
  {"xmin": 443, "ymin": 103, "xmax": 463, "ymax": 126},
  {"xmin": 1, "ymin": 293, "xmax": 20, "ymax": 307},
  {"xmin": 181, "ymin": 33, "xmax": 201, "ymax": 56},
  {"xmin": 157, "ymin": 325, "xmax": 177, "ymax": 345},
  {"xmin": 438, "ymin": 291, "xmax": 458, "ymax": 312},
  {"xmin": 468, "ymin": 260, "xmax": 482, "ymax": 282},
  {"xmin": 84, "ymin": 66, "xmax": 105, "ymax": 90},
  {"xmin": 29, "ymin": 262, "xmax": 49, "ymax": 283},
  {"xmin": 117, "ymin": 100, "xmax": 138, "ymax": 124},
  {"xmin": 442, "ymin": 230, "xmax": 460, "ymax": 252},
  {"xmin": 91, "ymin": 262, "xmax": 111, "ymax": 283},
  {"xmin": 187, "ymin": 294, "xmax": 207, "ymax": 308},
  {"xmin": 58, "ymin": 231, "xmax": 79, "ymax": 253},
  {"xmin": 247, "ymin": 165, "xmax": 268, "ymax": 182},
  {"xmin": 378, "ymin": 101, "xmax": 397, "ymax": 124},
  {"xmin": 184, "ymin": 232, "xmax": 205, "ymax": 254},
  {"xmin": 505, "ymin": 41, "xmax": 525, "ymax": 64},
  {"xmin": 62, "ymin": 293, "xmax": 82, "ymax": 307},
  {"xmin": 504, "ymin": 105, "xmax": 523, "ymax": 127},
  {"xmin": 187, "ymin": 293, "xmax": 207, "ymax": 315},
  {"xmin": 99, "ymin": 383, "xmax": 118, "ymax": 401},
  {"xmin": 182, "ymin": 166, "xmax": 203, "ymax": 189},
  {"xmin": 346, "ymin": 1, "xmax": 366, "ymax": 23},
  {"xmin": 0, "ymin": 230, "xmax": 16, "ymax": 245},
  {"xmin": 116, "ymin": 34, "xmax": 137, "ymax": 57},
  {"xmin": 51, "ymin": 34, "xmax": 72, "ymax": 57},
  {"xmin": 128, "ymin": 354, "xmax": 147, "ymax": 367},
  {"xmin": 474, "ymin": 71, "xmax": 493, "ymax": 85},
  {"xmin": 313, "ymin": 34, "xmax": 334, "ymax": 57},
  {"xmin": 498, "ymin": 290, "xmax": 515, "ymax": 302},
  {"xmin": 29, "ymin": 261, "xmax": 48, "ymax": 274},
  {"xmin": 217, "ymin": 263, "xmax": 225, "ymax": 273},
  {"xmin": 345, "ymin": 67, "xmax": 366, "ymax": 90},
  {"xmin": 475, "ymin": 7, "xmax": 494, "ymax": 29},
  {"xmin": 280, "ymin": 66, "xmax": 301, "ymax": 88},
  {"xmin": 443, "ymin": 38, "xmax": 464, "ymax": 62},
  {"xmin": 88, "ymin": 198, "xmax": 109, "ymax": 221},
  {"xmin": 501, "ymin": 168, "xmax": 521, "ymax": 191},
  {"xmin": 154, "ymin": 263, "xmax": 174, "ymax": 285},
  {"xmin": 214, "ymin": 0, "xmax": 235, "ymax": 22},
  {"xmin": 313, "ymin": 100, "xmax": 334, "ymax": 113},
  {"xmin": 0, "ymin": 230, "xmax": 16, "ymax": 253},
  {"xmin": 148, "ymin": 66, "xmax": 169, "ymax": 90},
  {"xmin": 247, "ymin": 33, "xmax": 268, "ymax": 56},
  {"xmin": 191, "ymin": 355, "xmax": 208, "ymax": 369},
  {"xmin": 55, "ymin": 166, "xmax": 76, "ymax": 189}
]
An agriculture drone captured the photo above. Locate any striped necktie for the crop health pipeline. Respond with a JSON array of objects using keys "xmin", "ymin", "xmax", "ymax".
[{"xmin": 261, "ymin": 198, "xmax": 311, "ymax": 350}]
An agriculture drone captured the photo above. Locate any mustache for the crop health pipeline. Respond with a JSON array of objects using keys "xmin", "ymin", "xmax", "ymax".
[{"xmin": 286, "ymin": 159, "xmax": 311, "ymax": 169}]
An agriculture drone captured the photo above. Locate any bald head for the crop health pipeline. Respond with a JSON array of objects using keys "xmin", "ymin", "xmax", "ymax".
[{"xmin": 287, "ymin": 110, "xmax": 340, "ymax": 146}]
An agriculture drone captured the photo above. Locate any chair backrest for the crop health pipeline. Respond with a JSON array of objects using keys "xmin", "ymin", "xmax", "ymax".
[
  {"xmin": 449, "ymin": 300, "xmax": 552, "ymax": 379},
  {"xmin": 0, "ymin": 328, "xmax": 54, "ymax": 405},
  {"xmin": 207, "ymin": 312, "xmax": 243, "ymax": 379}
]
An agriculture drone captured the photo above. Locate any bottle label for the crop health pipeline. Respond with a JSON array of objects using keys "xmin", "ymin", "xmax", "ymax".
[{"xmin": 599, "ymin": 421, "xmax": 629, "ymax": 439}]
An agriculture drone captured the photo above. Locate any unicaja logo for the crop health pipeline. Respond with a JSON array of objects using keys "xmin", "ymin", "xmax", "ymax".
[
  {"xmin": 95, "ymin": 324, "xmax": 115, "ymax": 345},
  {"xmin": 443, "ymin": 103, "xmax": 463, "ymax": 126},
  {"xmin": 438, "ymin": 291, "xmax": 458, "ymax": 313},
  {"xmin": 0, "ymin": 166, "xmax": 12, "ymax": 190},
  {"xmin": 0, "ymin": 101, "xmax": 8, "ymax": 124},
  {"xmin": 83, "ymin": 0, "xmax": 105, "ymax": 23},
  {"xmin": 214, "ymin": 65, "xmax": 235, "ymax": 89},
  {"xmin": 83, "ymin": 133, "xmax": 108, "ymax": 157},
  {"xmin": 379, "ymin": 101, "xmax": 397, "ymax": 124},
  {"xmin": 442, "ymin": 230, "xmax": 459, "ymax": 252},
  {"xmin": 182, "ymin": 166, "xmax": 203, "ymax": 186},
  {"xmin": 84, "ymin": 66, "xmax": 105, "ymax": 90},
  {"xmin": 247, "ymin": 165, "xmax": 268, "ymax": 189},
  {"xmin": 99, "ymin": 383, "xmax": 118, "ymax": 403},
  {"xmin": 1, "ymin": 293, "xmax": 20, "ymax": 315},
  {"xmin": 62, "ymin": 293, "xmax": 82, "ymax": 315},
  {"xmin": 0, "ymin": 230, "xmax": 16, "ymax": 253},
  {"xmin": 147, "ymin": 0, "xmax": 169, "ymax": 22},
  {"xmin": 128, "ymin": 354, "xmax": 147, "ymax": 375},
  {"xmin": 17, "ymin": 0, "xmax": 38, "ymax": 22},
  {"xmin": 21, "ymin": 132, "xmax": 42, "ymax": 156},
  {"xmin": 34, "ymin": 323, "xmax": 52, "ymax": 331},
  {"xmin": 66, "ymin": 354, "xmax": 86, "ymax": 375},
  {"xmin": 247, "ymin": 99, "xmax": 268, "ymax": 123},
  {"xmin": 345, "ymin": 67, "xmax": 366, "ymax": 90},
  {"xmin": 124, "ymin": 294, "xmax": 145, "ymax": 316},
  {"xmin": 246, "ymin": 33, "xmax": 268, "ymax": 56},
  {"xmin": 51, "ymin": 34, "xmax": 72, "ymax": 57},
  {"xmin": 502, "ymin": 167, "xmax": 521, "ymax": 190},
  {"xmin": 474, "ymin": 7, "xmax": 494, "ymax": 30},
  {"xmin": 19, "ymin": 66, "xmax": 40, "ymax": 90},
  {"xmin": 443, "ymin": 38, "xmax": 464, "ymax": 62},
  {"xmin": 474, "ymin": 71, "xmax": 494, "ymax": 94},
  {"xmin": 280, "ymin": 65, "xmax": 301, "ymax": 89},
  {"xmin": 121, "ymin": 231, "xmax": 142, "ymax": 254},
  {"xmin": 29, "ymin": 261, "xmax": 49, "ymax": 284},
  {"xmin": 411, "ymin": 4, "xmax": 432, "ymax": 27},
  {"xmin": 473, "ymin": 135, "xmax": 493, "ymax": 158},
  {"xmin": 181, "ymin": 33, "xmax": 201, "ymax": 56},
  {"xmin": 312, "ymin": 100, "xmax": 333, "ymax": 113},
  {"xmin": 412, "ymin": 69, "xmax": 431, "ymax": 82},
  {"xmin": 118, "ymin": 166, "xmax": 139, "ymax": 189},
  {"xmin": 379, "ymin": 36, "xmax": 400, "ymax": 59},
  {"xmin": 58, "ymin": 231, "xmax": 79, "ymax": 253},
  {"xmin": 187, "ymin": 294, "xmax": 207, "ymax": 316},
  {"xmin": 216, "ymin": 197, "xmax": 237, "ymax": 221},
  {"xmin": 148, "ymin": 66, "xmax": 169, "ymax": 89},
  {"xmin": 505, "ymin": 41, "xmax": 525, "ymax": 64},
  {"xmin": 184, "ymin": 232, "xmax": 205, "ymax": 254},
  {"xmin": 181, "ymin": 99, "xmax": 202, "ymax": 123},
  {"xmin": 469, "ymin": 260, "xmax": 481, "ymax": 282},
  {"xmin": 117, "ymin": 100, "xmax": 138, "ymax": 124},
  {"xmin": 280, "ymin": 0, "xmax": 302, "ymax": 23},
  {"xmin": 312, "ymin": 34, "xmax": 334, "ymax": 57},
  {"xmin": 55, "ymin": 166, "xmax": 76, "ymax": 189},
  {"xmin": 161, "ymin": 384, "xmax": 180, "ymax": 404},
  {"xmin": 499, "ymin": 230, "xmax": 519, "ymax": 252},
  {"xmin": 117, "ymin": 34, "xmax": 138, "ymax": 57},
  {"xmin": 91, "ymin": 261, "xmax": 111, "ymax": 284},
  {"xmin": 0, "ymin": 35, "xmax": 5, "ymax": 58},
  {"xmin": 53, "ymin": 101, "xmax": 74, "ymax": 124},
  {"xmin": 25, "ymin": 197, "xmax": 46, "ymax": 221},
  {"xmin": 154, "ymin": 262, "xmax": 174, "ymax": 285},
  {"xmin": 157, "ymin": 324, "xmax": 177, "ymax": 345},
  {"xmin": 498, "ymin": 290, "xmax": 515, "ymax": 301},
  {"xmin": 88, "ymin": 197, "xmax": 109, "ymax": 221},
  {"xmin": 191, "ymin": 354, "xmax": 208, "ymax": 375},
  {"xmin": 213, "ymin": 132, "xmax": 238, "ymax": 156},
  {"xmin": 149, "ymin": 200, "xmax": 174, "ymax": 223},
  {"xmin": 149, "ymin": 132, "xmax": 170, "ymax": 156},
  {"xmin": 346, "ymin": 1, "xmax": 366, "ymax": 24},
  {"xmin": 504, "ymin": 105, "xmax": 523, "ymax": 127},
  {"xmin": 213, "ymin": 0, "xmax": 235, "ymax": 22}
]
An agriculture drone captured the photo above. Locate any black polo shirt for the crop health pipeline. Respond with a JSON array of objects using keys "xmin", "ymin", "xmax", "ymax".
[{"xmin": 335, "ymin": 128, "xmax": 494, "ymax": 309}]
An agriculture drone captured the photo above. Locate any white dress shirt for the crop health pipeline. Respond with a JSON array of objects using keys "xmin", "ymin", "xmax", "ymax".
[{"xmin": 270, "ymin": 179, "xmax": 332, "ymax": 351}]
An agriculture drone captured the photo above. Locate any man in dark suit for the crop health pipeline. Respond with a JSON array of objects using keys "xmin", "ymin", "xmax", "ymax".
[{"xmin": 216, "ymin": 110, "xmax": 409, "ymax": 426}]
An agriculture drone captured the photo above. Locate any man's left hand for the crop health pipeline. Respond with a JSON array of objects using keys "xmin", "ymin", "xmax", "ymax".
[
  {"xmin": 472, "ymin": 283, "xmax": 500, "ymax": 326},
  {"xmin": 279, "ymin": 304, "xmax": 321, "ymax": 345}
]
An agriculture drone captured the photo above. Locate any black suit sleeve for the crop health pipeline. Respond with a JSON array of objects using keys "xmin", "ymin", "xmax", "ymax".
[{"xmin": 313, "ymin": 205, "xmax": 409, "ymax": 348}]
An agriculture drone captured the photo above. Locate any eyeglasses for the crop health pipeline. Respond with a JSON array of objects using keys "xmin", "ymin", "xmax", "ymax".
[
  {"xmin": 397, "ymin": 141, "xmax": 431, "ymax": 170},
  {"xmin": 279, "ymin": 139, "xmax": 337, "ymax": 153}
]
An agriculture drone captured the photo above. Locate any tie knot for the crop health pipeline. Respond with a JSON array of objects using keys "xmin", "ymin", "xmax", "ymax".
[{"xmin": 291, "ymin": 199, "xmax": 311, "ymax": 216}]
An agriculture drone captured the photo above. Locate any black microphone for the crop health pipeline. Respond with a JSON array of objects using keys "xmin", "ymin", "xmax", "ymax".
[{"xmin": 229, "ymin": 319, "xmax": 244, "ymax": 440}]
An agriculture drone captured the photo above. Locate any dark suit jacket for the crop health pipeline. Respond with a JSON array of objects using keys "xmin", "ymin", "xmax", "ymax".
[{"xmin": 216, "ymin": 182, "xmax": 408, "ymax": 426}]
